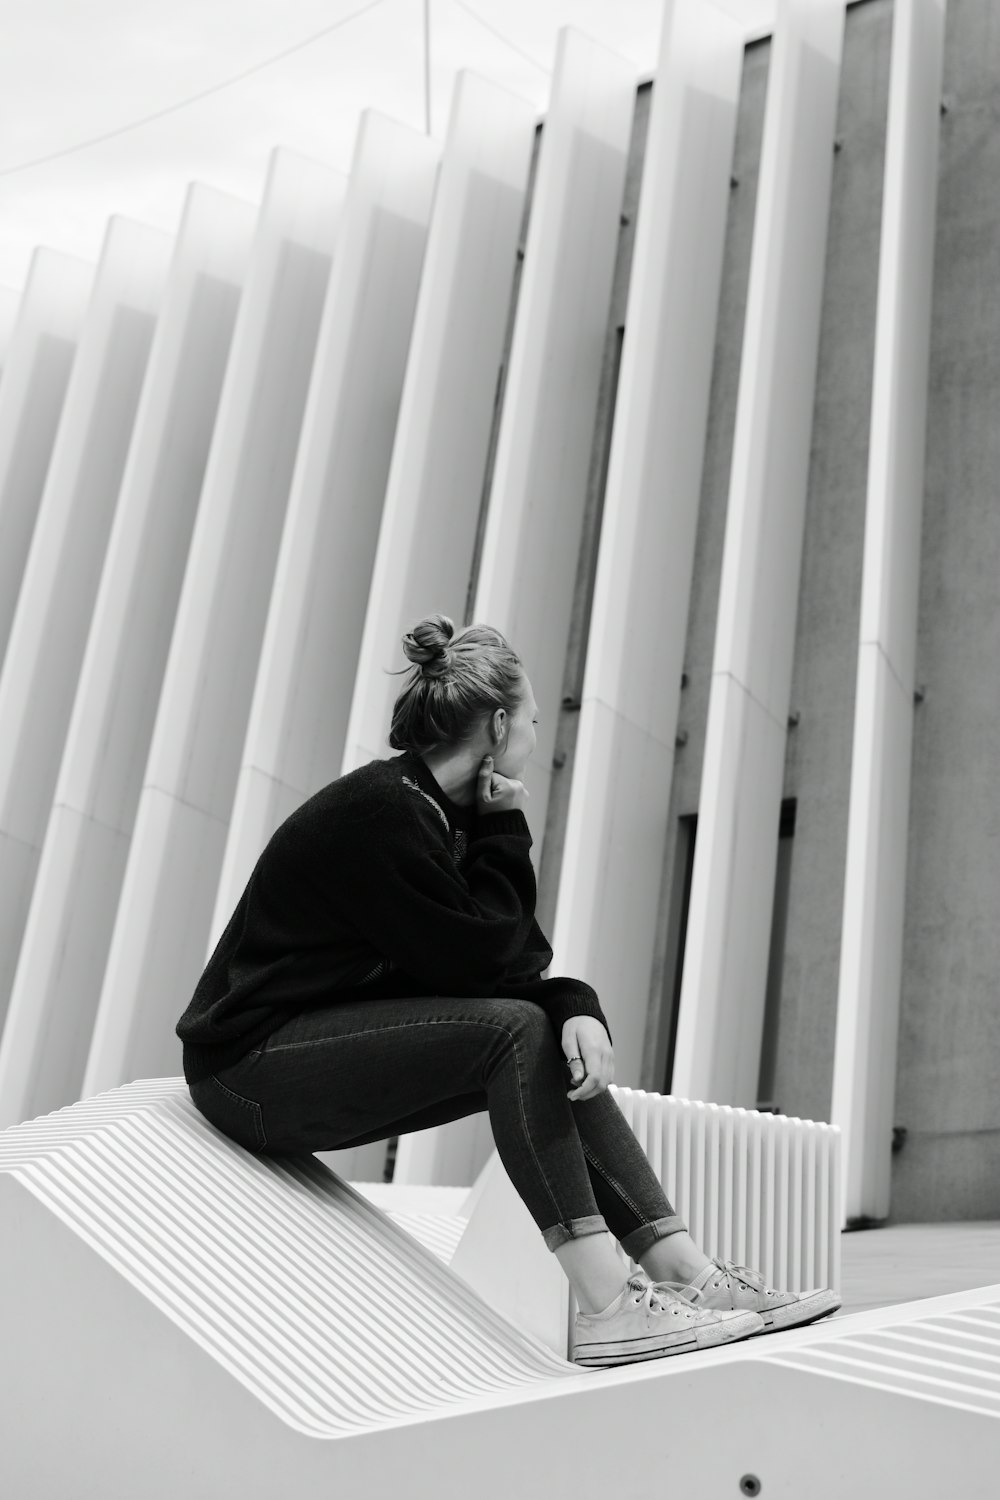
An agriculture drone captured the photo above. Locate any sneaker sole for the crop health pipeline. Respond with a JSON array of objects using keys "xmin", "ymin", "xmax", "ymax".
[
  {"xmin": 747, "ymin": 1288, "xmax": 842, "ymax": 1335},
  {"xmin": 572, "ymin": 1311, "xmax": 762, "ymax": 1368}
]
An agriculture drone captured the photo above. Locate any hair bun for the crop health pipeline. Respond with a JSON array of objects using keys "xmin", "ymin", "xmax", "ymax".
[{"xmin": 402, "ymin": 613, "xmax": 455, "ymax": 674}]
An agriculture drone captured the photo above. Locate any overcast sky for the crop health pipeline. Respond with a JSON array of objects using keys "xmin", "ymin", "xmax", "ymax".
[{"xmin": 0, "ymin": 0, "xmax": 776, "ymax": 291}]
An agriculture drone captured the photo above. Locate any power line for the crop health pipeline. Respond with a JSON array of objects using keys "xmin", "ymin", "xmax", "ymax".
[
  {"xmin": 0, "ymin": 0, "xmax": 392, "ymax": 180},
  {"xmin": 449, "ymin": 0, "xmax": 552, "ymax": 76}
]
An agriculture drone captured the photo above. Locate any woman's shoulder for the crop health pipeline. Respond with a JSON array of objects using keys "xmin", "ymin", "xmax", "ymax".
[{"xmin": 270, "ymin": 755, "xmax": 443, "ymax": 853}]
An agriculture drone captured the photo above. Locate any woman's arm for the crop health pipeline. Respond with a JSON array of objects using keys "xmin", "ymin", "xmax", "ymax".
[{"xmin": 333, "ymin": 794, "xmax": 539, "ymax": 993}]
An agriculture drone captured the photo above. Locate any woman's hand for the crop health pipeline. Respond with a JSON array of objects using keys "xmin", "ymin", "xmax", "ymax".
[
  {"xmin": 562, "ymin": 1015, "xmax": 614, "ymax": 1101},
  {"xmin": 476, "ymin": 755, "xmax": 530, "ymax": 816}
]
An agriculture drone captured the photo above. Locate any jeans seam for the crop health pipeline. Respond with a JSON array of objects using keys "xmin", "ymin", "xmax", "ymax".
[
  {"xmin": 505, "ymin": 1021, "xmax": 567, "ymax": 1233},
  {"xmin": 260, "ymin": 1016, "xmax": 567, "ymax": 1229},
  {"xmin": 581, "ymin": 1138, "xmax": 648, "ymax": 1223},
  {"xmin": 263, "ymin": 1018, "xmax": 489, "ymax": 1054}
]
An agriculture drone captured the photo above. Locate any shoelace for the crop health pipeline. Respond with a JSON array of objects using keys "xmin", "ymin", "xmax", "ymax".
[
  {"xmin": 625, "ymin": 1278, "xmax": 692, "ymax": 1318},
  {"xmin": 712, "ymin": 1258, "xmax": 775, "ymax": 1295}
]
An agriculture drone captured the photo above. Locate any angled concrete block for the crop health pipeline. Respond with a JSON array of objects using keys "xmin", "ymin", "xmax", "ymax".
[
  {"xmin": 672, "ymin": 0, "xmax": 846, "ymax": 1108},
  {"xmin": 83, "ymin": 114, "xmax": 434, "ymax": 1102},
  {"xmin": 0, "ymin": 183, "xmax": 259, "ymax": 1127},
  {"xmin": 547, "ymin": 0, "xmax": 745, "ymax": 1085},
  {"xmin": 0, "ymin": 249, "xmax": 95, "ymax": 669},
  {"xmin": 832, "ymin": 0, "xmax": 947, "ymax": 1227},
  {"xmin": 0, "ymin": 218, "xmax": 173, "ymax": 1036},
  {"xmin": 450, "ymin": 1149, "xmax": 571, "ymax": 1359},
  {"xmin": 0, "ymin": 1079, "xmax": 584, "ymax": 1496},
  {"xmin": 2, "ymin": 1078, "xmax": 997, "ymax": 1498}
]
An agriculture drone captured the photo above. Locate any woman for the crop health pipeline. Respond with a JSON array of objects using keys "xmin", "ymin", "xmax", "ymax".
[{"xmin": 177, "ymin": 612, "xmax": 840, "ymax": 1368}]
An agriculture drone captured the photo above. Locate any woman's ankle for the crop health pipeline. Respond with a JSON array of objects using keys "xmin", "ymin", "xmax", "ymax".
[
  {"xmin": 637, "ymin": 1230, "xmax": 712, "ymax": 1287},
  {"xmin": 553, "ymin": 1231, "xmax": 630, "ymax": 1314}
]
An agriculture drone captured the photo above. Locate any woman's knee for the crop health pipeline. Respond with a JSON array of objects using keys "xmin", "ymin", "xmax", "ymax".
[
  {"xmin": 489, "ymin": 997, "xmax": 555, "ymax": 1047},
  {"xmin": 485, "ymin": 1000, "xmax": 567, "ymax": 1081}
]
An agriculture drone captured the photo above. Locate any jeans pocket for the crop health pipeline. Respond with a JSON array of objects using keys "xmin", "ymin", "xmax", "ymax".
[{"xmin": 189, "ymin": 1073, "xmax": 268, "ymax": 1152}]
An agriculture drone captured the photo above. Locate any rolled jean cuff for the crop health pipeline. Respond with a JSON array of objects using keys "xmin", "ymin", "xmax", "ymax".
[
  {"xmin": 541, "ymin": 1213, "xmax": 610, "ymax": 1252},
  {"xmin": 618, "ymin": 1213, "xmax": 689, "ymax": 1261}
]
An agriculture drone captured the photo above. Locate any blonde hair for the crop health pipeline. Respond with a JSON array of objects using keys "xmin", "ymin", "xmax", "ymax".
[{"xmin": 386, "ymin": 612, "xmax": 526, "ymax": 756}]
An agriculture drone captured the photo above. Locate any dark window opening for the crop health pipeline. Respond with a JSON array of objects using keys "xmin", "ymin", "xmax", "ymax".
[{"xmin": 662, "ymin": 798, "xmax": 797, "ymax": 1105}]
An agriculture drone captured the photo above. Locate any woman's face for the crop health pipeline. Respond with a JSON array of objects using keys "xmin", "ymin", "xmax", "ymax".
[{"xmin": 489, "ymin": 676, "xmax": 539, "ymax": 780}]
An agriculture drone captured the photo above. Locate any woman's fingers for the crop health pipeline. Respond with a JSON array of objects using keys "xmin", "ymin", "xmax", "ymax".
[{"xmin": 566, "ymin": 1047, "xmax": 613, "ymax": 1101}]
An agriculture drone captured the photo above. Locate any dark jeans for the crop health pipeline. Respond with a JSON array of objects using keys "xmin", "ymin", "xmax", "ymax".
[{"xmin": 185, "ymin": 993, "xmax": 687, "ymax": 1258}]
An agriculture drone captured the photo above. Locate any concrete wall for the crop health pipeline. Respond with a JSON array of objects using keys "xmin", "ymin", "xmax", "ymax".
[
  {"xmin": 892, "ymin": 0, "xmax": 1000, "ymax": 1221},
  {"xmin": 505, "ymin": 0, "xmax": 997, "ymax": 1222}
]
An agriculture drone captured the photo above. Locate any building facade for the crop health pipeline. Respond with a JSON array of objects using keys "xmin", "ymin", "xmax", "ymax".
[{"xmin": 0, "ymin": 0, "xmax": 994, "ymax": 1227}]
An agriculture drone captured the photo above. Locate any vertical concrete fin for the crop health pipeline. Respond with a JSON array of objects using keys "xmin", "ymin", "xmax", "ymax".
[{"xmin": 831, "ymin": 0, "xmax": 947, "ymax": 1224}]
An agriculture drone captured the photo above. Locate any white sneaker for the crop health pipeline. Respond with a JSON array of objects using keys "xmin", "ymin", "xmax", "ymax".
[{"xmin": 571, "ymin": 1273, "xmax": 764, "ymax": 1368}]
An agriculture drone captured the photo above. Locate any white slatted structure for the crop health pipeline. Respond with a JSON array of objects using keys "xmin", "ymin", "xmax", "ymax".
[
  {"xmin": 0, "ymin": 218, "xmax": 173, "ymax": 1029},
  {"xmin": 831, "ymin": 0, "xmax": 947, "ymax": 1225},
  {"xmin": 548, "ymin": 0, "xmax": 745, "ymax": 1085},
  {"xmin": 0, "ymin": 185, "xmax": 258, "ymax": 1129},
  {"xmin": 209, "ymin": 114, "xmax": 437, "ymax": 947},
  {"xmin": 612, "ymin": 1085, "xmax": 841, "ymax": 1295},
  {"xmin": 472, "ymin": 25, "xmax": 637, "ymax": 873},
  {"xmin": 3, "ymin": 1078, "xmax": 997, "ymax": 1499},
  {"xmin": 0, "ymin": 250, "xmax": 94, "ymax": 664},
  {"xmin": 171, "ymin": 145, "xmax": 346, "ymax": 949},
  {"xmin": 82, "ymin": 113, "xmax": 437, "ymax": 1103},
  {"xmin": 0, "ymin": 1079, "xmax": 578, "ymax": 1442},
  {"xmin": 671, "ymin": 0, "xmax": 846, "ymax": 1108}
]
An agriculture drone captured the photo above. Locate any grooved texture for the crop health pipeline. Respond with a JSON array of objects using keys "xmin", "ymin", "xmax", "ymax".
[
  {"xmin": 768, "ymin": 1302, "xmax": 1000, "ymax": 1419},
  {"xmin": 0, "ymin": 1078, "xmax": 580, "ymax": 1438},
  {"xmin": 612, "ymin": 1084, "xmax": 841, "ymax": 1293}
]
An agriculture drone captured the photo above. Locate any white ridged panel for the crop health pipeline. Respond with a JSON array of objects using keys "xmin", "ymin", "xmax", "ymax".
[
  {"xmin": 0, "ymin": 1079, "xmax": 576, "ymax": 1440},
  {"xmin": 2, "ymin": 1081, "xmax": 998, "ymax": 1495},
  {"xmin": 472, "ymin": 25, "xmax": 636, "ymax": 871},
  {"xmin": 401, "ymin": 26, "xmax": 635, "ymax": 1193},
  {"xmin": 0, "ymin": 250, "xmax": 95, "ymax": 671},
  {"xmin": 672, "ymin": 0, "xmax": 846, "ymax": 1108},
  {"xmin": 609, "ymin": 1085, "xmax": 840, "ymax": 1294},
  {"xmin": 343, "ymin": 70, "xmax": 536, "ymax": 778},
  {"xmin": 0, "ymin": 218, "xmax": 173, "ymax": 1036},
  {"xmin": 0, "ymin": 184, "xmax": 258, "ymax": 1128},
  {"xmin": 0, "ymin": 285, "xmax": 19, "ymax": 370},
  {"xmin": 832, "ymin": 0, "xmax": 947, "ymax": 1226},
  {"xmin": 383, "ymin": 1209, "xmax": 469, "ymax": 1264},
  {"xmin": 83, "ymin": 115, "xmax": 432, "ymax": 1101},
  {"xmin": 547, "ymin": 0, "xmax": 744, "ymax": 1086},
  {"xmin": 766, "ymin": 1298, "xmax": 1000, "ymax": 1420}
]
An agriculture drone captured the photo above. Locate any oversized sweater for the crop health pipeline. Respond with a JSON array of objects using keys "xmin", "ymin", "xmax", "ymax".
[{"xmin": 176, "ymin": 748, "xmax": 612, "ymax": 1083}]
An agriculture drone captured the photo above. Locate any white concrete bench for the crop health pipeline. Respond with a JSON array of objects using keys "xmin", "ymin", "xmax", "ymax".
[{"xmin": 3, "ymin": 1077, "xmax": 997, "ymax": 1499}]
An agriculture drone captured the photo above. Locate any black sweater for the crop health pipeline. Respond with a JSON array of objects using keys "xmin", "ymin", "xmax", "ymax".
[{"xmin": 177, "ymin": 749, "xmax": 612, "ymax": 1082}]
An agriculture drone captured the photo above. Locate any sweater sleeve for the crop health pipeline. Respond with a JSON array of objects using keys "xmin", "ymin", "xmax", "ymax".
[
  {"xmin": 333, "ymin": 797, "xmax": 540, "ymax": 992},
  {"xmin": 332, "ymin": 795, "xmax": 613, "ymax": 1044}
]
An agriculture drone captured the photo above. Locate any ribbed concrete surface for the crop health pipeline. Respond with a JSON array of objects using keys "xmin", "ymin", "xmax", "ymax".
[
  {"xmin": 0, "ymin": 1078, "xmax": 582, "ymax": 1439},
  {"xmin": 766, "ymin": 1298, "xmax": 1000, "ymax": 1418},
  {"xmin": 350, "ymin": 1181, "xmax": 471, "ymax": 1264}
]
